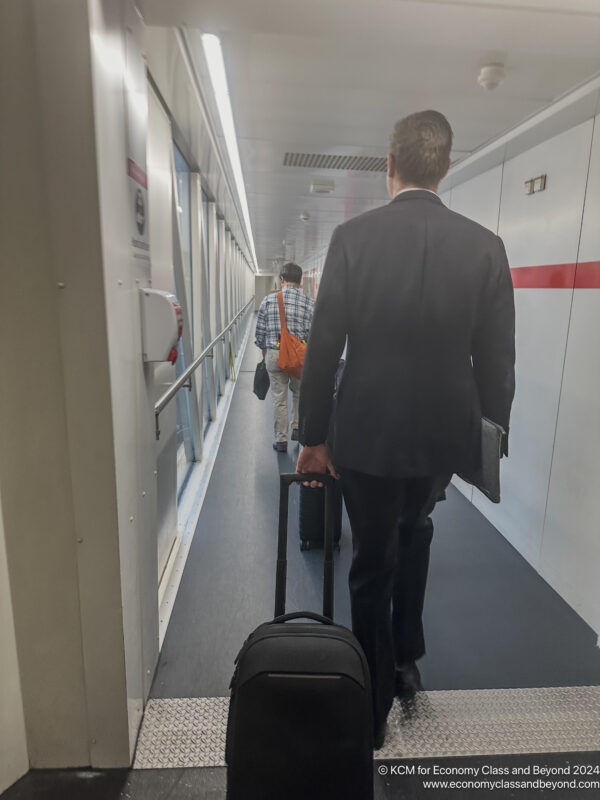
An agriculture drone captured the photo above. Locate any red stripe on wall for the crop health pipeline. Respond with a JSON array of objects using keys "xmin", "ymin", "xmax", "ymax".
[
  {"xmin": 575, "ymin": 261, "xmax": 600, "ymax": 289},
  {"xmin": 127, "ymin": 158, "xmax": 148, "ymax": 189},
  {"xmin": 510, "ymin": 261, "xmax": 600, "ymax": 289},
  {"xmin": 510, "ymin": 263, "xmax": 577, "ymax": 289}
]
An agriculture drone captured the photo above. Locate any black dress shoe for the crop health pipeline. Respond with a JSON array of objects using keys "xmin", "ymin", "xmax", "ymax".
[
  {"xmin": 373, "ymin": 721, "xmax": 387, "ymax": 750},
  {"xmin": 272, "ymin": 441, "xmax": 287, "ymax": 452},
  {"xmin": 395, "ymin": 661, "xmax": 423, "ymax": 697}
]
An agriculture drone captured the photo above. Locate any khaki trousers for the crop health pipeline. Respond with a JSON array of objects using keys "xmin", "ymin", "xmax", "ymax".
[{"xmin": 265, "ymin": 349, "xmax": 300, "ymax": 442}]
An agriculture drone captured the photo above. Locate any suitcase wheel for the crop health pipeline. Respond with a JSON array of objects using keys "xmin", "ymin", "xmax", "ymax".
[{"xmin": 300, "ymin": 539, "xmax": 311, "ymax": 551}]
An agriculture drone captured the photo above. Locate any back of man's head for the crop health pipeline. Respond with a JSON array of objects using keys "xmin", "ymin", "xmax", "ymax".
[
  {"xmin": 389, "ymin": 110, "xmax": 453, "ymax": 188},
  {"xmin": 280, "ymin": 262, "xmax": 303, "ymax": 285}
]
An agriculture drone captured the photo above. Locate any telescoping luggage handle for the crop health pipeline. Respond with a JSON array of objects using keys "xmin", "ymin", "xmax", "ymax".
[{"xmin": 276, "ymin": 473, "xmax": 337, "ymax": 621}]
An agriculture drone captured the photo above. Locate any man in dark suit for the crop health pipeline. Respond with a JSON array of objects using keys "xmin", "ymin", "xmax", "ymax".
[{"xmin": 296, "ymin": 110, "xmax": 515, "ymax": 749}]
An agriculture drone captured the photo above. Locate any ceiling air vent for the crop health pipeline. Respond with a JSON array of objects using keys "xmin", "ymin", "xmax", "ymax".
[{"xmin": 283, "ymin": 152, "xmax": 387, "ymax": 172}]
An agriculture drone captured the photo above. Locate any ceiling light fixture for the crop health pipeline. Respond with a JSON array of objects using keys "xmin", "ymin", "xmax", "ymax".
[
  {"xmin": 477, "ymin": 63, "xmax": 505, "ymax": 91},
  {"xmin": 202, "ymin": 33, "xmax": 258, "ymax": 269}
]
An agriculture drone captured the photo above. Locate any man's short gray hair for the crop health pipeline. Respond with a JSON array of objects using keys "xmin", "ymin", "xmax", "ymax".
[
  {"xmin": 280, "ymin": 262, "xmax": 303, "ymax": 284},
  {"xmin": 389, "ymin": 110, "xmax": 453, "ymax": 187}
]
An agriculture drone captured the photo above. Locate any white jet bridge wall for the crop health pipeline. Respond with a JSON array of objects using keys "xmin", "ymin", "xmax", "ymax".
[
  {"xmin": 444, "ymin": 116, "xmax": 600, "ymax": 637},
  {"xmin": 540, "ymin": 117, "xmax": 600, "ymax": 632},
  {"xmin": 0, "ymin": 0, "xmax": 257, "ymax": 782}
]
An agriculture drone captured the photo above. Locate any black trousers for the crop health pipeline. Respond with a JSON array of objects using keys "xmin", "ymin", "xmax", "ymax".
[{"xmin": 340, "ymin": 468, "xmax": 451, "ymax": 733}]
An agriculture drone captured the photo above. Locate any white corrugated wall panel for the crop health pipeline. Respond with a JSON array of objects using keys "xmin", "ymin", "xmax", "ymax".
[
  {"xmin": 540, "ymin": 114, "xmax": 600, "ymax": 634},
  {"xmin": 472, "ymin": 120, "xmax": 595, "ymax": 568},
  {"xmin": 448, "ymin": 165, "xmax": 502, "ymax": 234}
]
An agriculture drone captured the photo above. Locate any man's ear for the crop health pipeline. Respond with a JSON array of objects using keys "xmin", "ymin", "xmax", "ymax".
[{"xmin": 387, "ymin": 153, "xmax": 396, "ymax": 179}]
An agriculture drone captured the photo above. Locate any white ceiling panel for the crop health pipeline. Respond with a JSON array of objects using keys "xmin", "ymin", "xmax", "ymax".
[{"xmin": 140, "ymin": 0, "xmax": 600, "ymax": 271}]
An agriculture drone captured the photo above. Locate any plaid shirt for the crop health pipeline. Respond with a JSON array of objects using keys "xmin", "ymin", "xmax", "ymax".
[{"xmin": 255, "ymin": 285, "xmax": 315, "ymax": 350}]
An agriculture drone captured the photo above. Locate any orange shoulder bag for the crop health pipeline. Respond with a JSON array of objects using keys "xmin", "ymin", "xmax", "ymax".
[{"xmin": 277, "ymin": 291, "xmax": 306, "ymax": 380}]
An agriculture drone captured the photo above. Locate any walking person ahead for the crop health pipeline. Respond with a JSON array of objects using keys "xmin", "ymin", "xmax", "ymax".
[
  {"xmin": 255, "ymin": 262, "xmax": 315, "ymax": 452},
  {"xmin": 296, "ymin": 110, "xmax": 515, "ymax": 748}
]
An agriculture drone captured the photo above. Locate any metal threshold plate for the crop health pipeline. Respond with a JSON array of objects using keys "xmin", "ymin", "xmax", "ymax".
[{"xmin": 133, "ymin": 687, "xmax": 600, "ymax": 769}]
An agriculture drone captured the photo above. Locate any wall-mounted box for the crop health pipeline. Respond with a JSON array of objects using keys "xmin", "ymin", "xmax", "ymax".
[{"xmin": 140, "ymin": 288, "xmax": 183, "ymax": 363}]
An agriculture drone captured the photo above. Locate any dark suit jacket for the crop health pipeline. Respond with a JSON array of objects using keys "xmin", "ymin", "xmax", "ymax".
[{"xmin": 298, "ymin": 190, "xmax": 516, "ymax": 478}]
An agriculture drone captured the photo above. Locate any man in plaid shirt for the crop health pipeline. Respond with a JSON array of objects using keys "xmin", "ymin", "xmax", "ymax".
[{"xmin": 255, "ymin": 262, "xmax": 315, "ymax": 452}]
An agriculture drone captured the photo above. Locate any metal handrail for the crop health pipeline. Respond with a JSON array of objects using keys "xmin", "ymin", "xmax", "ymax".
[{"xmin": 154, "ymin": 296, "xmax": 255, "ymax": 439}]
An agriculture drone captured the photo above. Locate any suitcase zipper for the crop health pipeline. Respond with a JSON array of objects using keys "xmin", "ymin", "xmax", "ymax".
[{"xmin": 232, "ymin": 629, "xmax": 370, "ymax": 684}]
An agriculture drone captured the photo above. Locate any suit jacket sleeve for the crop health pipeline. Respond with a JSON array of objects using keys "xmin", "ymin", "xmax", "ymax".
[
  {"xmin": 472, "ymin": 235, "xmax": 516, "ymax": 453},
  {"xmin": 298, "ymin": 226, "xmax": 348, "ymax": 446}
]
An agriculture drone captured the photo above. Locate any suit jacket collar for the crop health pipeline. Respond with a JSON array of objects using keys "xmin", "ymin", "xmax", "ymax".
[{"xmin": 390, "ymin": 189, "xmax": 443, "ymax": 206}]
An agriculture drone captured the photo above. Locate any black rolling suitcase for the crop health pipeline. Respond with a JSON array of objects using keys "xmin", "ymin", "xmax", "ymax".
[
  {"xmin": 226, "ymin": 473, "xmax": 374, "ymax": 800},
  {"xmin": 298, "ymin": 479, "xmax": 344, "ymax": 550}
]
